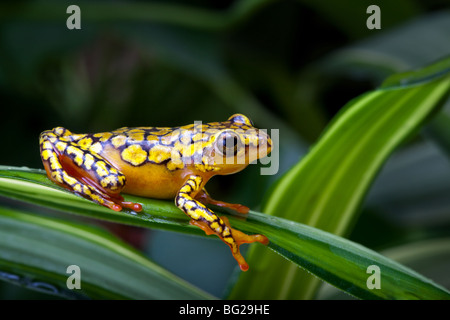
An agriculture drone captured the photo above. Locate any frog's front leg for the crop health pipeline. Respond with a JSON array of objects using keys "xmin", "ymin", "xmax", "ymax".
[
  {"xmin": 39, "ymin": 128, "xmax": 142, "ymax": 212},
  {"xmin": 175, "ymin": 175, "xmax": 268, "ymax": 271}
]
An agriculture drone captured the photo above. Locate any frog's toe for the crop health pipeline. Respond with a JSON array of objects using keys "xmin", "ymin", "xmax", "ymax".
[
  {"xmin": 220, "ymin": 216, "xmax": 269, "ymax": 271},
  {"xmin": 120, "ymin": 201, "xmax": 143, "ymax": 212},
  {"xmin": 228, "ymin": 232, "xmax": 268, "ymax": 271},
  {"xmin": 226, "ymin": 203, "xmax": 250, "ymax": 214},
  {"xmin": 209, "ymin": 201, "xmax": 250, "ymax": 214},
  {"xmin": 95, "ymin": 193, "xmax": 142, "ymax": 212},
  {"xmin": 195, "ymin": 191, "xmax": 250, "ymax": 214}
]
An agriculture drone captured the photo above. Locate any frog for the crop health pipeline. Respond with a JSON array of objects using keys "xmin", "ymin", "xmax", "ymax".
[{"xmin": 39, "ymin": 114, "xmax": 271, "ymax": 271}]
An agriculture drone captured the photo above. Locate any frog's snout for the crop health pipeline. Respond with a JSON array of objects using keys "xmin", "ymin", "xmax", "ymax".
[{"xmin": 257, "ymin": 130, "xmax": 272, "ymax": 157}]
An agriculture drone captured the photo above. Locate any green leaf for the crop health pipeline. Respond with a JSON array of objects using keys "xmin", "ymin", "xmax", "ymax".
[
  {"xmin": 229, "ymin": 56, "xmax": 450, "ymax": 299},
  {"xmin": 0, "ymin": 166, "xmax": 199, "ymax": 235},
  {"xmin": 0, "ymin": 0, "xmax": 275, "ymax": 30},
  {"xmin": 318, "ymin": 237, "xmax": 450, "ymax": 299},
  {"xmin": 0, "ymin": 206, "xmax": 214, "ymax": 299},
  {"xmin": 1, "ymin": 167, "xmax": 449, "ymax": 299}
]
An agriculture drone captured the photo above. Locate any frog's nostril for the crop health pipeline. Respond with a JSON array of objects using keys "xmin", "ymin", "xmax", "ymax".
[
  {"xmin": 258, "ymin": 133, "xmax": 266, "ymax": 143},
  {"xmin": 258, "ymin": 132, "xmax": 271, "ymax": 148}
]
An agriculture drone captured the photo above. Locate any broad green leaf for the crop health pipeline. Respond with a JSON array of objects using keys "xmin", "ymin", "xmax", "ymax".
[
  {"xmin": 0, "ymin": 206, "xmax": 213, "ymax": 299},
  {"xmin": 229, "ymin": 56, "xmax": 450, "ymax": 299},
  {"xmin": 0, "ymin": 167, "xmax": 449, "ymax": 299}
]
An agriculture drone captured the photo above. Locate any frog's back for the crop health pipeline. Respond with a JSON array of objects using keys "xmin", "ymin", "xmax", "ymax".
[{"xmin": 53, "ymin": 115, "xmax": 270, "ymax": 200}]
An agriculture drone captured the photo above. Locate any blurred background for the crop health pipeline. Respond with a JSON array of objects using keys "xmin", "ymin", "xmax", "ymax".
[{"xmin": 1, "ymin": 0, "xmax": 450, "ymax": 298}]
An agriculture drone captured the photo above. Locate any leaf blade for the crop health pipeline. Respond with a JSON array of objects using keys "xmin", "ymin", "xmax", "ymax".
[{"xmin": 1, "ymin": 167, "xmax": 449, "ymax": 299}]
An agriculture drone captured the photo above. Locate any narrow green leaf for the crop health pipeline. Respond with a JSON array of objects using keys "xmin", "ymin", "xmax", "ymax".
[
  {"xmin": 230, "ymin": 56, "xmax": 450, "ymax": 299},
  {"xmin": 1, "ymin": 167, "xmax": 449, "ymax": 299},
  {"xmin": 0, "ymin": 206, "xmax": 213, "ymax": 299}
]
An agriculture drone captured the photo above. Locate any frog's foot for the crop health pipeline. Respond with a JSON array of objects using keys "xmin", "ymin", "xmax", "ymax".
[
  {"xmin": 195, "ymin": 189, "xmax": 249, "ymax": 214},
  {"xmin": 190, "ymin": 216, "xmax": 269, "ymax": 272}
]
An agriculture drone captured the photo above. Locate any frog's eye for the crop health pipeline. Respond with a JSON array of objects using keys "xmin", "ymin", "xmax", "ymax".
[
  {"xmin": 215, "ymin": 130, "xmax": 242, "ymax": 156},
  {"xmin": 228, "ymin": 114, "xmax": 254, "ymax": 126}
]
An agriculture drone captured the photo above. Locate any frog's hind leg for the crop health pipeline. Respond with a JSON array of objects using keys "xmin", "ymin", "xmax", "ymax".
[
  {"xmin": 39, "ymin": 128, "xmax": 142, "ymax": 212},
  {"xmin": 195, "ymin": 188, "xmax": 249, "ymax": 214},
  {"xmin": 176, "ymin": 175, "xmax": 268, "ymax": 271}
]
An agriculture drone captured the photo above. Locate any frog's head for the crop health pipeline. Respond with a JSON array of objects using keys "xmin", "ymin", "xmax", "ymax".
[{"xmin": 204, "ymin": 114, "xmax": 272, "ymax": 175}]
